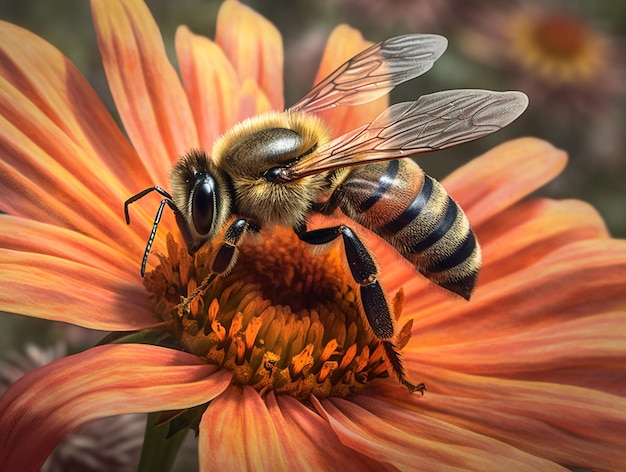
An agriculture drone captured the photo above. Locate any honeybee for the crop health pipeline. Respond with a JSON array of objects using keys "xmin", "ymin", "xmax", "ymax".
[{"xmin": 125, "ymin": 34, "xmax": 528, "ymax": 393}]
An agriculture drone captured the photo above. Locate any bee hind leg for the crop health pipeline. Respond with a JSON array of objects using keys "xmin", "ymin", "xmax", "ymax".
[{"xmin": 295, "ymin": 224, "xmax": 425, "ymax": 394}]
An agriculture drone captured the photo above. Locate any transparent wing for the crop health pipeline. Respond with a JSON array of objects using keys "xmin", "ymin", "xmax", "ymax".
[
  {"xmin": 289, "ymin": 34, "xmax": 448, "ymax": 114},
  {"xmin": 283, "ymin": 90, "xmax": 529, "ymax": 180}
]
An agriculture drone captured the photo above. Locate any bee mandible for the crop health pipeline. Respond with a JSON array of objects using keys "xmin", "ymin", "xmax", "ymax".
[{"xmin": 125, "ymin": 34, "xmax": 528, "ymax": 393}]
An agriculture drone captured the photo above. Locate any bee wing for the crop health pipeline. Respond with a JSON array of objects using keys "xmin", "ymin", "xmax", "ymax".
[
  {"xmin": 283, "ymin": 89, "xmax": 529, "ymax": 180},
  {"xmin": 289, "ymin": 34, "xmax": 448, "ymax": 114}
]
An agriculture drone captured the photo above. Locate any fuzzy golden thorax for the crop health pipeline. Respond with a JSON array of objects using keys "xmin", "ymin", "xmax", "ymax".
[{"xmin": 211, "ymin": 111, "xmax": 333, "ymax": 228}]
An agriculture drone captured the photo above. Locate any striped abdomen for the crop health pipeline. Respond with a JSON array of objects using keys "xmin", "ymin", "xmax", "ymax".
[{"xmin": 332, "ymin": 158, "xmax": 481, "ymax": 299}]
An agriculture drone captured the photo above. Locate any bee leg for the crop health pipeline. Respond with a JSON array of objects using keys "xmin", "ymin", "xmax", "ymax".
[
  {"xmin": 295, "ymin": 224, "xmax": 425, "ymax": 394},
  {"xmin": 180, "ymin": 218, "xmax": 259, "ymax": 313}
]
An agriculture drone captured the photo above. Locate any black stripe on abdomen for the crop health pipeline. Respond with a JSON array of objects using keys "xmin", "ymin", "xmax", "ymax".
[
  {"xmin": 358, "ymin": 160, "xmax": 399, "ymax": 211},
  {"xmin": 383, "ymin": 174, "xmax": 433, "ymax": 235},
  {"xmin": 410, "ymin": 196, "xmax": 458, "ymax": 253},
  {"xmin": 427, "ymin": 230, "xmax": 477, "ymax": 272}
]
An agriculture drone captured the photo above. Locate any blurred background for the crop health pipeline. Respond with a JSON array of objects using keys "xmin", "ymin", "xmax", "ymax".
[{"xmin": 0, "ymin": 0, "xmax": 624, "ymax": 470}]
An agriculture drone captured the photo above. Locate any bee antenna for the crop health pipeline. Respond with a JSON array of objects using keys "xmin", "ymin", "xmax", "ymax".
[
  {"xmin": 124, "ymin": 186, "xmax": 174, "ymax": 224},
  {"xmin": 141, "ymin": 198, "xmax": 170, "ymax": 277},
  {"xmin": 123, "ymin": 186, "xmax": 176, "ymax": 276}
]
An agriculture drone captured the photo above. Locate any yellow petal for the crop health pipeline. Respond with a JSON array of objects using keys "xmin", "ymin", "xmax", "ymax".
[{"xmin": 216, "ymin": 0, "xmax": 284, "ymax": 111}]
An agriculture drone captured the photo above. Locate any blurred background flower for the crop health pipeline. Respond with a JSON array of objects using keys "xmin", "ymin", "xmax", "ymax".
[{"xmin": 456, "ymin": 1, "xmax": 626, "ymax": 235}]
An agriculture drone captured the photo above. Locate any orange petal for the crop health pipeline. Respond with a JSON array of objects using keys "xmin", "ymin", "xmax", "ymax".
[
  {"xmin": 175, "ymin": 26, "xmax": 239, "ymax": 150},
  {"xmin": 312, "ymin": 394, "xmax": 565, "ymax": 471},
  {"xmin": 0, "ymin": 20, "xmax": 149, "ymax": 193},
  {"xmin": 442, "ymin": 138, "xmax": 568, "ymax": 227},
  {"xmin": 407, "ymin": 239, "xmax": 626, "ymax": 347},
  {"xmin": 477, "ymin": 198, "xmax": 609, "ymax": 284},
  {"xmin": 237, "ymin": 77, "xmax": 273, "ymax": 121},
  {"xmin": 91, "ymin": 0, "xmax": 198, "ymax": 184},
  {"xmin": 313, "ymin": 25, "xmax": 389, "ymax": 137},
  {"xmin": 215, "ymin": 0, "xmax": 284, "ymax": 111},
  {"xmin": 198, "ymin": 385, "xmax": 287, "ymax": 471},
  {"xmin": 0, "ymin": 152, "xmax": 130, "ymax": 253},
  {"xmin": 0, "ymin": 249, "xmax": 155, "ymax": 330},
  {"xmin": 0, "ymin": 344, "xmax": 232, "ymax": 472},
  {"xmin": 416, "ymin": 311, "xmax": 626, "ymax": 396},
  {"xmin": 0, "ymin": 26, "xmax": 155, "ymax": 254},
  {"xmin": 0, "ymin": 215, "xmax": 137, "ymax": 281},
  {"xmin": 0, "ymin": 81, "xmax": 173, "ymax": 260},
  {"xmin": 376, "ymin": 368, "xmax": 626, "ymax": 471},
  {"xmin": 270, "ymin": 394, "xmax": 388, "ymax": 471}
]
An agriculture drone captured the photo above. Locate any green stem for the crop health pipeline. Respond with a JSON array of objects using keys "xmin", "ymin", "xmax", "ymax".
[{"xmin": 138, "ymin": 412, "xmax": 189, "ymax": 472}]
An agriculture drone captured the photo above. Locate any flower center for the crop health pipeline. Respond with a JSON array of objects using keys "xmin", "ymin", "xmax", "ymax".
[
  {"xmin": 144, "ymin": 228, "xmax": 409, "ymax": 400},
  {"xmin": 531, "ymin": 13, "xmax": 587, "ymax": 59},
  {"xmin": 509, "ymin": 10, "xmax": 604, "ymax": 84}
]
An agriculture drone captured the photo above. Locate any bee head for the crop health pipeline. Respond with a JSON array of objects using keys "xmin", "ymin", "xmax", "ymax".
[{"xmin": 170, "ymin": 149, "xmax": 232, "ymax": 254}]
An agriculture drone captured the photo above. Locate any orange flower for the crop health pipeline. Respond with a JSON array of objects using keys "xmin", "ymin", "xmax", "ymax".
[{"xmin": 1, "ymin": 1, "xmax": 626, "ymax": 471}]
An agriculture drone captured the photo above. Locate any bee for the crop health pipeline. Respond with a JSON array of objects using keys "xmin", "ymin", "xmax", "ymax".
[{"xmin": 125, "ymin": 34, "xmax": 528, "ymax": 393}]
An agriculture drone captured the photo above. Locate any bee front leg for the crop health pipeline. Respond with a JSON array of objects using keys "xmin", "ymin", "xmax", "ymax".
[
  {"xmin": 295, "ymin": 224, "xmax": 425, "ymax": 394},
  {"xmin": 180, "ymin": 218, "xmax": 259, "ymax": 313}
]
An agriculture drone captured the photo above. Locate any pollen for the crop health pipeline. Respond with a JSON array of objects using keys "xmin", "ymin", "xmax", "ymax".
[{"xmin": 144, "ymin": 228, "xmax": 411, "ymax": 399}]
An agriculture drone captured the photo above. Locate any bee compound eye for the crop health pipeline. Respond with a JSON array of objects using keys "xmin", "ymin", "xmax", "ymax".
[{"xmin": 192, "ymin": 176, "xmax": 217, "ymax": 235}]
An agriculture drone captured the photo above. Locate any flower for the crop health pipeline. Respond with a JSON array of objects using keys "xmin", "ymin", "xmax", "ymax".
[
  {"xmin": 460, "ymin": 1, "xmax": 625, "ymax": 118},
  {"xmin": 0, "ymin": 343, "xmax": 145, "ymax": 472},
  {"xmin": 1, "ymin": 1, "xmax": 625, "ymax": 471}
]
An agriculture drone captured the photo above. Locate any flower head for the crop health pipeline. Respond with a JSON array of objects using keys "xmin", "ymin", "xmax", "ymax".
[
  {"xmin": 461, "ymin": 1, "xmax": 625, "ymax": 117},
  {"xmin": 1, "ymin": 1, "xmax": 626, "ymax": 471}
]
